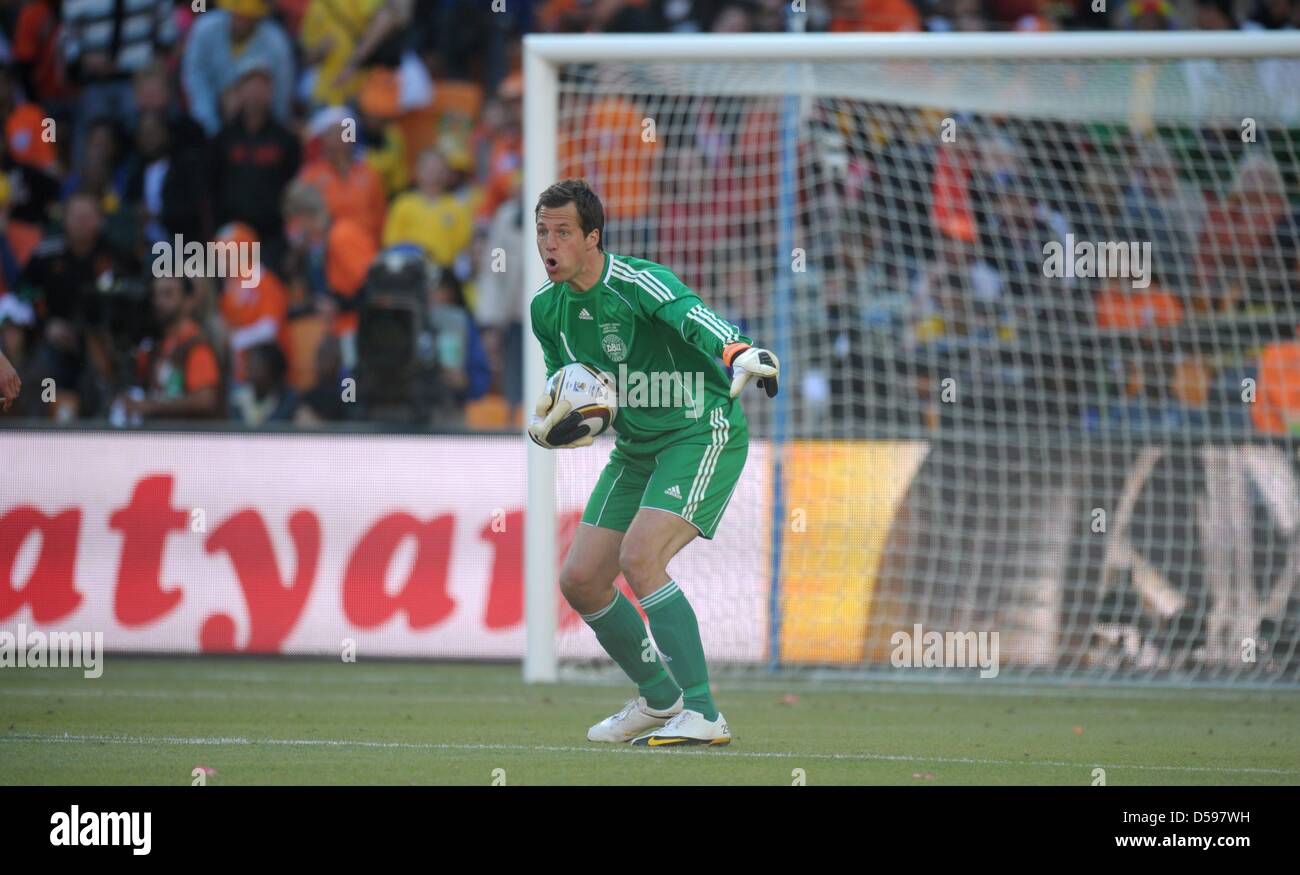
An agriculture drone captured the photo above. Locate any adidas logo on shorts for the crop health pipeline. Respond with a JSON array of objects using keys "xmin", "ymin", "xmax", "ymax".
[{"xmin": 664, "ymin": 484, "xmax": 682, "ymax": 499}]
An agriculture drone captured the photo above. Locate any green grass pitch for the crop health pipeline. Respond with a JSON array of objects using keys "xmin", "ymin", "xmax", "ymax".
[{"xmin": 1, "ymin": 657, "xmax": 1297, "ymax": 785}]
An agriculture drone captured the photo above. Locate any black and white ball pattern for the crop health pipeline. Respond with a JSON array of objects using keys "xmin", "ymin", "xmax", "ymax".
[{"xmin": 548, "ymin": 362, "xmax": 618, "ymax": 437}]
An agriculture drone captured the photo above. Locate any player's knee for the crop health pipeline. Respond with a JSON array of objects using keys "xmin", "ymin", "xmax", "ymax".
[
  {"xmin": 618, "ymin": 541, "xmax": 662, "ymax": 589},
  {"xmin": 558, "ymin": 563, "xmax": 611, "ymax": 609}
]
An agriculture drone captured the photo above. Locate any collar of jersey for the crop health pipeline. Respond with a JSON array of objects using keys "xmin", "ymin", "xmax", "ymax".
[{"xmin": 561, "ymin": 251, "xmax": 615, "ymax": 299}]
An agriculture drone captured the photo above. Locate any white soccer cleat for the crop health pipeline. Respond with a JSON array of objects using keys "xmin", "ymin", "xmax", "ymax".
[
  {"xmin": 631, "ymin": 709, "xmax": 731, "ymax": 747},
  {"xmin": 587, "ymin": 695, "xmax": 683, "ymax": 743}
]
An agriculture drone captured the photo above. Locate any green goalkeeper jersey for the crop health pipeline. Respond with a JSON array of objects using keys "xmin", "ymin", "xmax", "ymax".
[{"xmin": 530, "ymin": 251, "xmax": 752, "ymax": 445}]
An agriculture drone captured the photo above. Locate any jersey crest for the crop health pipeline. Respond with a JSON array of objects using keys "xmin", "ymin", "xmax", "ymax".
[{"xmin": 602, "ymin": 333, "xmax": 628, "ymax": 362}]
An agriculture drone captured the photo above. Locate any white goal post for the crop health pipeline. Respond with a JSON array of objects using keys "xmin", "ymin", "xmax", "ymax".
[{"xmin": 523, "ymin": 32, "xmax": 1300, "ymax": 686}]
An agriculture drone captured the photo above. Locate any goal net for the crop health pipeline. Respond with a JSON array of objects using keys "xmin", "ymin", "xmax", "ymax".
[{"xmin": 524, "ymin": 34, "xmax": 1300, "ymax": 686}]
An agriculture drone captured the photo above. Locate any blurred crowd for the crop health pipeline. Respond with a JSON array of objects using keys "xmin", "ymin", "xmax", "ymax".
[
  {"xmin": 0, "ymin": 0, "xmax": 1296, "ymax": 431},
  {"xmin": 787, "ymin": 114, "xmax": 1300, "ymax": 437}
]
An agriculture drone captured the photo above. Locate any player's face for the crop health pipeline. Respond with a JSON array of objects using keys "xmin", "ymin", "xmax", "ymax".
[{"xmin": 536, "ymin": 203, "xmax": 597, "ymax": 282}]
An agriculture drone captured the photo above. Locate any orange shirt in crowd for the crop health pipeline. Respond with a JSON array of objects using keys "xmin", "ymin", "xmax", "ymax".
[
  {"xmin": 219, "ymin": 270, "xmax": 291, "ymax": 384},
  {"xmin": 5, "ymin": 103, "xmax": 58, "ymax": 171},
  {"xmin": 1254, "ymin": 339, "xmax": 1300, "ymax": 435},
  {"xmin": 297, "ymin": 159, "xmax": 388, "ymax": 245},
  {"xmin": 829, "ymin": 0, "xmax": 922, "ymax": 32},
  {"xmin": 558, "ymin": 95, "xmax": 658, "ymax": 221},
  {"xmin": 326, "ymin": 217, "xmax": 378, "ymax": 337},
  {"xmin": 12, "ymin": 0, "xmax": 66, "ymax": 102},
  {"xmin": 0, "ymin": 220, "xmax": 43, "ymax": 293},
  {"xmin": 479, "ymin": 132, "xmax": 521, "ymax": 221},
  {"xmin": 1094, "ymin": 287, "xmax": 1184, "ymax": 331},
  {"xmin": 931, "ymin": 145, "xmax": 976, "ymax": 243},
  {"xmin": 153, "ymin": 319, "xmax": 221, "ymax": 395}
]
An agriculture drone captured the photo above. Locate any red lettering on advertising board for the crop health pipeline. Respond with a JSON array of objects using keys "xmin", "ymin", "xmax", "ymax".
[
  {"xmin": 2, "ymin": 466, "xmax": 623, "ymax": 649},
  {"xmin": 480, "ymin": 509, "xmax": 603, "ymax": 631},
  {"xmin": 342, "ymin": 512, "xmax": 455, "ymax": 629},
  {"xmin": 109, "ymin": 475, "xmax": 187, "ymax": 626},
  {"xmin": 200, "ymin": 509, "xmax": 320, "ymax": 652},
  {"xmin": 0, "ymin": 507, "xmax": 82, "ymax": 622},
  {"xmin": 481, "ymin": 510, "xmax": 523, "ymax": 630}
]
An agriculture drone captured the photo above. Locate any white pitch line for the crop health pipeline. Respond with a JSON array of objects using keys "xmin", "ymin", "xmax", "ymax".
[
  {"xmin": 0, "ymin": 687, "xmax": 1148, "ymax": 716},
  {"xmin": 0, "ymin": 686, "xmax": 621, "ymax": 706},
  {"xmin": 3, "ymin": 733, "xmax": 1297, "ymax": 776}
]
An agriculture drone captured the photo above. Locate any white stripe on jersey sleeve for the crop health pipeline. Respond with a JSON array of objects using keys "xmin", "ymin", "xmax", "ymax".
[
  {"xmin": 688, "ymin": 308, "xmax": 730, "ymax": 342},
  {"xmin": 611, "ymin": 261, "xmax": 673, "ymax": 303}
]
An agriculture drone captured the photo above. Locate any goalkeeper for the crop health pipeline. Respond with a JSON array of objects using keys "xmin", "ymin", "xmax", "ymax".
[{"xmin": 528, "ymin": 179, "xmax": 779, "ymax": 746}]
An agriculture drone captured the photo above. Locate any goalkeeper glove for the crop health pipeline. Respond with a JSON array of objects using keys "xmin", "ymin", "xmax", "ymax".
[
  {"xmin": 724, "ymin": 342, "xmax": 780, "ymax": 398},
  {"xmin": 527, "ymin": 392, "xmax": 594, "ymax": 449}
]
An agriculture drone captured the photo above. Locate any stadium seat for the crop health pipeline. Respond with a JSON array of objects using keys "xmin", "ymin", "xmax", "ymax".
[
  {"xmin": 396, "ymin": 106, "xmax": 440, "ymax": 178},
  {"xmin": 464, "ymin": 392, "xmax": 510, "ymax": 429}
]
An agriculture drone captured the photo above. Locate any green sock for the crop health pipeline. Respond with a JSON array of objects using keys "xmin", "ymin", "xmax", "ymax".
[
  {"xmin": 581, "ymin": 590, "xmax": 681, "ymax": 710},
  {"xmin": 640, "ymin": 581, "xmax": 718, "ymax": 721}
]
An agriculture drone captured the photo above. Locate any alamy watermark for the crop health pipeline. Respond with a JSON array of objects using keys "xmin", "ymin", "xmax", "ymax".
[
  {"xmin": 50, "ymin": 806, "xmax": 150, "ymax": 855},
  {"xmin": 1042, "ymin": 234, "xmax": 1152, "ymax": 289},
  {"xmin": 151, "ymin": 234, "xmax": 261, "ymax": 289},
  {"xmin": 0, "ymin": 624, "xmax": 103, "ymax": 678},
  {"xmin": 590, "ymin": 364, "xmax": 707, "ymax": 419},
  {"xmin": 890, "ymin": 623, "xmax": 1000, "ymax": 678}
]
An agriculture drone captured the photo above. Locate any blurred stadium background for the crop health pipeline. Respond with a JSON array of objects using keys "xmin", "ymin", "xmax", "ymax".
[
  {"xmin": 2, "ymin": 0, "xmax": 1300, "ymax": 786},
  {"xmin": 543, "ymin": 29, "xmax": 1300, "ymax": 686}
]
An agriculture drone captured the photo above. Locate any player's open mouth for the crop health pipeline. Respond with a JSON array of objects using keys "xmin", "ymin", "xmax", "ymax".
[{"xmin": 545, "ymin": 258, "xmax": 559, "ymax": 272}]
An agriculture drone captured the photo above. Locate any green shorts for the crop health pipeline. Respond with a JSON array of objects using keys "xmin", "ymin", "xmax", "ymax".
[{"xmin": 583, "ymin": 406, "xmax": 749, "ymax": 540}]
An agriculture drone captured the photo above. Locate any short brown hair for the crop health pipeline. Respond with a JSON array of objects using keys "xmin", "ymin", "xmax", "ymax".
[{"xmin": 535, "ymin": 179, "xmax": 605, "ymax": 252}]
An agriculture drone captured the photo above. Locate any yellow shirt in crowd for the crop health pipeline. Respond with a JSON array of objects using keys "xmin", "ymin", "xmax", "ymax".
[
  {"xmin": 300, "ymin": 0, "xmax": 385, "ymax": 106},
  {"xmin": 382, "ymin": 187, "xmax": 480, "ymax": 268}
]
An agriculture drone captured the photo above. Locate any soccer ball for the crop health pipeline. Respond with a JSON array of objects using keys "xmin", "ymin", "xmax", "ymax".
[{"xmin": 547, "ymin": 362, "xmax": 618, "ymax": 437}]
